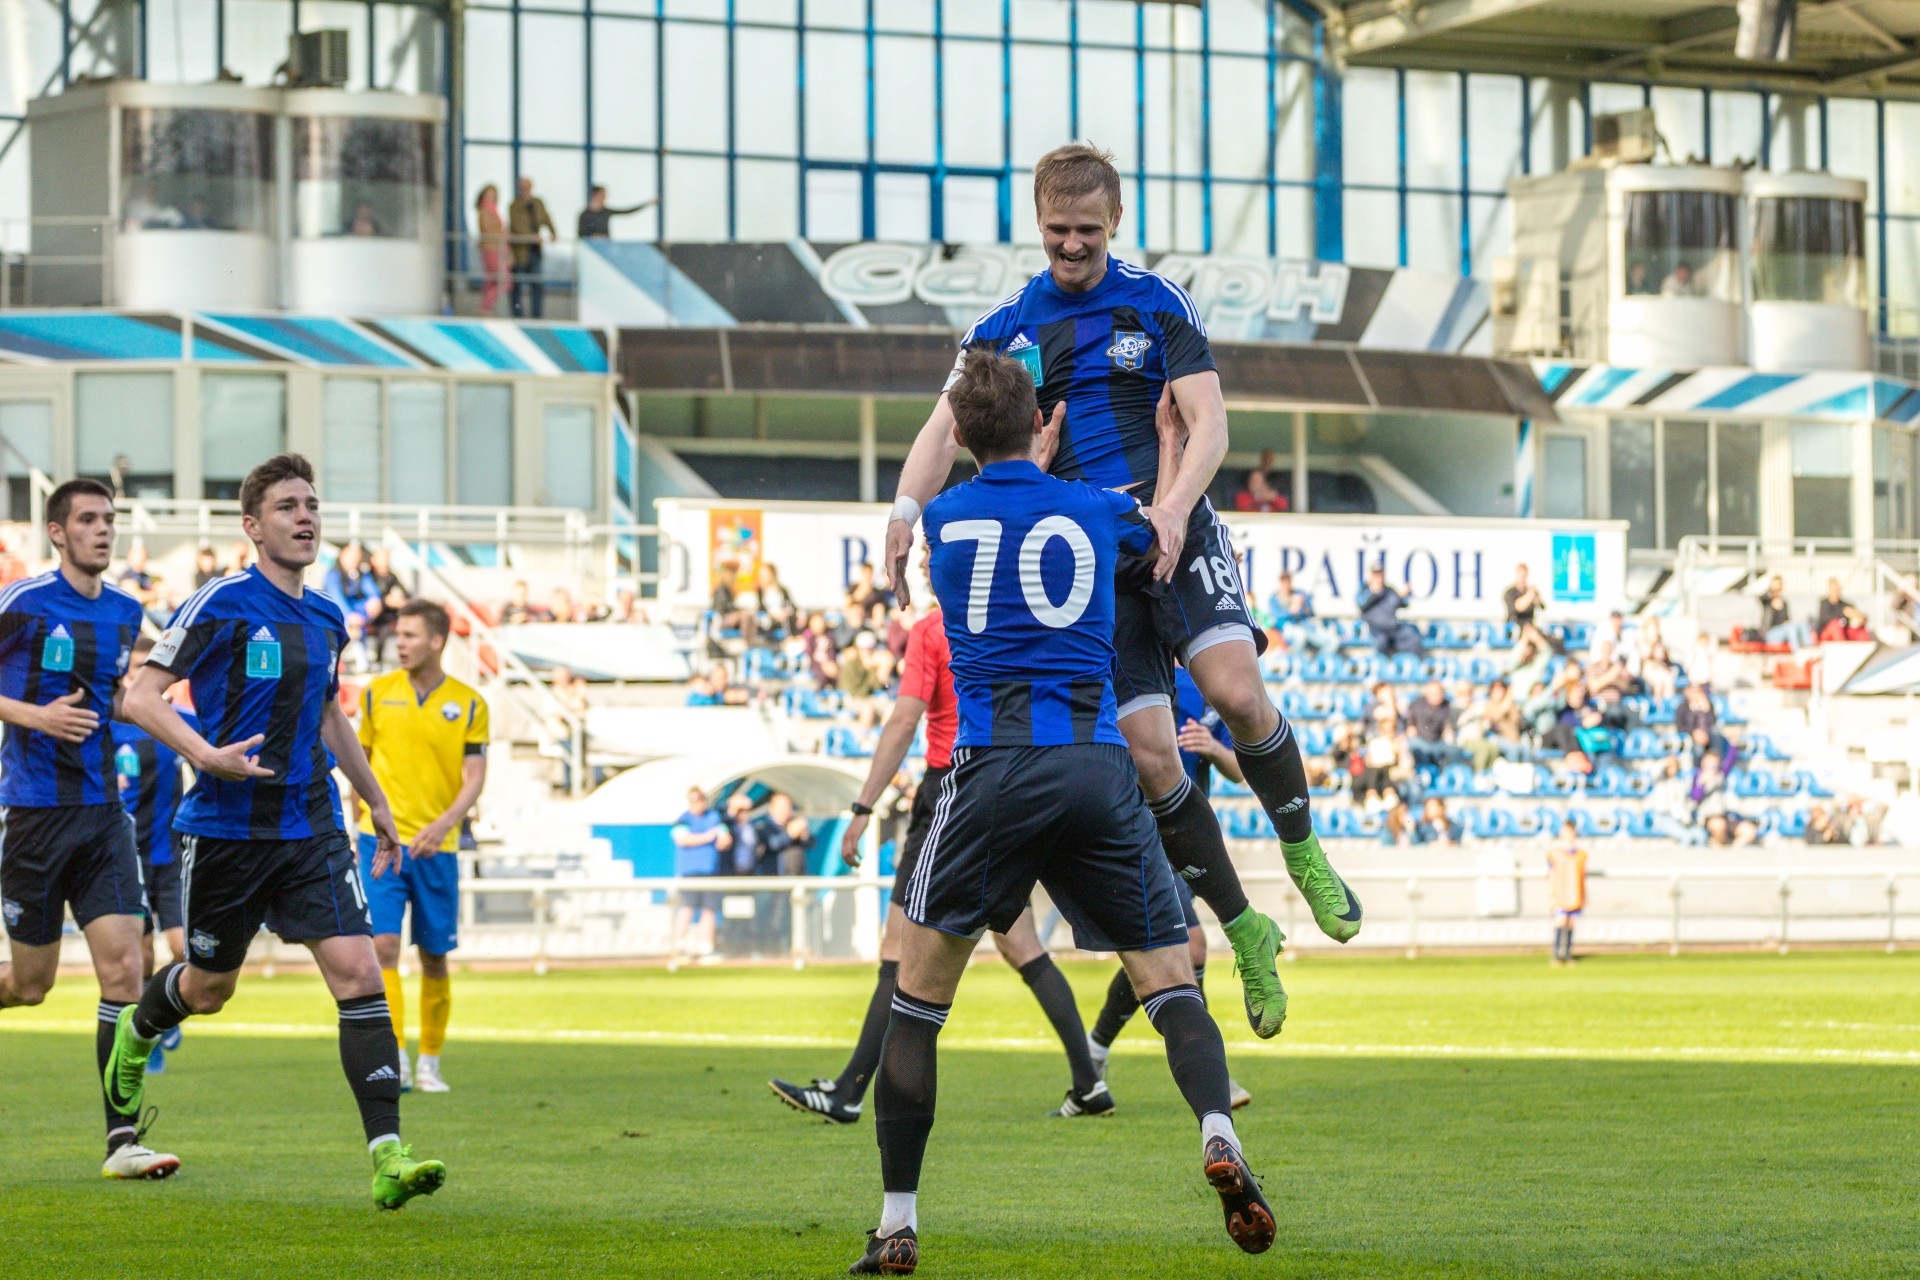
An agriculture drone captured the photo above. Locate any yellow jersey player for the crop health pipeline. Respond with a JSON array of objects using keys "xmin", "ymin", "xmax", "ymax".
[
  {"xmin": 1547, "ymin": 821, "xmax": 1588, "ymax": 967},
  {"xmin": 352, "ymin": 600, "xmax": 489, "ymax": 1093}
]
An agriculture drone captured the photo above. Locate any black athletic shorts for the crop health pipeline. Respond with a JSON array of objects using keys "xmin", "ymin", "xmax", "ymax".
[
  {"xmin": 1111, "ymin": 495, "xmax": 1267, "ymax": 720},
  {"xmin": 179, "ymin": 828, "xmax": 371, "ymax": 972},
  {"xmin": 889, "ymin": 763, "xmax": 953, "ymax": 910},
  {"xmin": 144, "ymin": 846, "xmax": 183, "ymax": 934},
  {"xmin": 0, "ymin": 803, "xmax": 145, "ymax": 946},
  {"xmin": 901, "ymin": 744, "xmax": 1186, "ymax": 953}
]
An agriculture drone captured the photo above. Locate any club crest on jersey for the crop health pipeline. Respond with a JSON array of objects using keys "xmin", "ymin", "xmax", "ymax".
[
  {"xmin": 1004, "ymin": 333, "xmax": 1043, "ymax": 385},
  {"xmin": 2, "ymin": 898, "xmax": 21, "ymax": 927},
  {"xmin": 245, "ymin": 626, "xmax": 282, "ymax": 681},
  {"xmin": 40, "ymin": 624, "xmax": 73, "ymax": 673},
  {"xmin": 1107, "ymin": 330, "xmax": 1152, "ymax": 372},
  {"xmin": 115, "ymin": 645, "xmax": 132, "ymax": 676},
  {"xmin": 189, "ymin": 929, "xmax": 218, "ymax": 958},
  {"xmin": 441, "ymin": 701, "xmax": 462, "ymax": 722}
]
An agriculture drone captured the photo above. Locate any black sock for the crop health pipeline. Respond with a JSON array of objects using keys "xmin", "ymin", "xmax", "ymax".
[
  {"xmin": 1144, "ymin": 984, "xmax": 1233, "ymax": 1124},
  {"xmin": 337, "ymin": 994, "xmax": 402, "ymax": 1145},
  {"xmin": 99, "ymin": 1000, "xmax": 135, "ymax": 1150},
  {"xmin": 875, "ymin": 991, "xmax": 948, "ymax": 1194},
  {"xmin": 131, "ymin": 962, "xmax": 192, "ymax": 1041},
  {"xmin": 1233, "ymin": 715, "xmax": 1315, "ymax": 844},
  {"xmin": 1148, "ymin": 776, "xmax": 1250, "ymax": 924},
  {"xmin": 1019, "ymin": 954, "xmax": 1097, "ymax": 1094},
  {"xmin": 834, "ymin": 960, "xmax": 898, "ymax": 1102},
  {"xmin": 1090, "ymin": 966, "xmax": 1140, "ymax": 1049}
]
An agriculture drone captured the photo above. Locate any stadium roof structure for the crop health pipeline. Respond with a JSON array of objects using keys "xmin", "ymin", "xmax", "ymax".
[{"xmin": 1330, "ymin": 0, "xmax": 1920, "ymax": 98}]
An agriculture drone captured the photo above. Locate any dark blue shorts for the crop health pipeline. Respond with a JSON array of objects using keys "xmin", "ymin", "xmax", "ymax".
[
  {"xmin": 1111, "ymin": 496, "xmax": 1266, "ymax": 720},
  {"xmin": 0, "ymin": 803, "xmax": 144, "ymax": 946},
  {"xmin": 358, "ymin": 834, "xmax": 461, "ymax": 955},
  {"xmin": 183, "ymin": 828, "xmax": 371, "ymax": 972},
  {"xmin": 902, "ymin": 743, "xmax": 1187, "ymax": 953}
]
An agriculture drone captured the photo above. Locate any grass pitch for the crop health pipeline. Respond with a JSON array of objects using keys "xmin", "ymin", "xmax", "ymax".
[{"xmin": 3, "ymin": 951, "xmax": 1916, "ymax": 1278}]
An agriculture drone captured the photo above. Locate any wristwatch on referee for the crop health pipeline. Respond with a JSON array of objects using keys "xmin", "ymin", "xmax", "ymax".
[{"xmin": 850, "ymin": 801, "xmax": 874, "ymax": 817}]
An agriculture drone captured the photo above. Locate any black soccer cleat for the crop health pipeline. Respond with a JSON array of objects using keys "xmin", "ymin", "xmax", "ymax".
[
  {"xmin": 1048, "ymin": 1080, "xmax": 1116, "ymax": 1118},
  {"xmin": 849, "ymin": 1226, "xmax": 918, "ymax": 1275},
  {"xmin": 768, "ymin": 1077, "xmax": 863, "ymax": 1125},
  {"xmin": 1203, "ymin": 1135, "xmax": 1276, "ymax": 1254}
]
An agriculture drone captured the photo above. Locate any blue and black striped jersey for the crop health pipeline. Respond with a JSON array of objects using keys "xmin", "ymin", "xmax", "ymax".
[
  {"xmin": 112, "ymin": 711, "xmax": 199, "ymax": 866},
  {"xmin": 944, "ymin": 255, "xmax": 1214, "ymax": 490},
  {"xmin": 0, "ymin": 571, "xmax": 142, "ymax": 809},
  {"xmin": 925, "ymin": 460, "xmax": 1156, "ymax": 749},
  {"xmin": 149, "ymin": 567, "xmax": 347, "ymax": 840}
]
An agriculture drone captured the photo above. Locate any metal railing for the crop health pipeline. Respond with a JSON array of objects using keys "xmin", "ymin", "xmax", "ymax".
[
  {"xmin": 1672, "ymin": 536, "xmax": 1920, "ymax": 631},
  {"xmin": 219, "ymin": 861, "xmax": 1920, "ymax": 970}
]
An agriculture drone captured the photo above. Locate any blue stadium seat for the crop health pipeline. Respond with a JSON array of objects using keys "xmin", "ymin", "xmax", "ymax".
[
  {"xmin": 1730, "ymin": 769, "xmax": 1769, "ymax": 799},
  {"xmin": 1644, "ymin": 696, "xmax": 1679, "ymax": 726},
  {"xmin": 1795, "ymin": 771, "xmax": 1834, "ymax": 798},
  {"xmin": 1214, "ymin": 777, "xmax": 1254, "ymax": 798},
  {"xmin": 1465, "ymin": 658, "xmax": 1499, "ymax": 684},
  {"xmin": 1622, "ymin": 728, "xmax": 1663, "ymax": 760},
  {"xmin": 1769, "ymin": 808, "xmax": 1810, "ymax": 839},
  {"xmin": 1333, "ymin": 690, "xmax": 1371, "ymax": 720},
  {"xmin": 824, "ymin": 727, "xmax": 871, "ymax": 758},
  {"xmin": 1570, "ymin": 808, "xmax": 1617, "ymax": 838},
  {"xmin": 1430, "ymin": 764, "xmax": 1472, "ymax": 798},
  {"xmin": 1386, "ymin": 653, "xmax": 1423, "ymax": 683},
  {"xmin": 1266, "ymin": 653, "xmax": 1296, "ymax": 680},
  {"xmin": 743, "ymin": 648, "xmax": 788, "ymax": 682},
  {"xmin": 784, "ymin": 688, "xmax": 842, "ymax": 719},
  {"xmin": 1298, "ymin": 725, "xmax": 1333, "ymax": 756}
]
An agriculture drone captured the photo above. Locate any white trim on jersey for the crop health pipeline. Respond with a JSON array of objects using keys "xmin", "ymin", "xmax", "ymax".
[
  {"xmin": 0, "ymin": 571, "xmax": 59, "ymax": 615},
  {"xmin": 959, "ymin": 269, "xmax": 1049, "ymax": 346},
  {"xmin": 1114, "ymin": 260, "xmax": 1207, "ymax": 335},
  {"xmin": 170, "ymin": 572, "xmax": 249, "ymax": 630}
]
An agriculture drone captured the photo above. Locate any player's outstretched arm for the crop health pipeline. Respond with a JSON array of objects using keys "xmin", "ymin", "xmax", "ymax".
[
  {"xmin": 123, "ymin": 663, "xmax": 268, "ymax": 779},
  {"xmin": 885, "ymin": 396, "xmax": 962, "ymax": 608},
  {"xmin": 322, "ymin": 699, "xmax": 401, "ymax": 873},
  {"xmin": 841, "ymin": 693, "xmax": 929, "ymax": 868}
]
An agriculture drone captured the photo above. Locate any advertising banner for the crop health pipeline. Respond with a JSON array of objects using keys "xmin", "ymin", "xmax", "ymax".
[{"xmin": 658, "ymin": 499, "xmax": 1629, "ymax": 622}]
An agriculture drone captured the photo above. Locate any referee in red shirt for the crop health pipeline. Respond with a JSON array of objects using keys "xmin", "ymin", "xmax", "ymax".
[{"xmin": 769, "ymin": 603, "xmax": 1113, "ymax": 1123}]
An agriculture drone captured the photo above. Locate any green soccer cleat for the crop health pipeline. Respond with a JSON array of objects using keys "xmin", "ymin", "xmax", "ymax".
[
  {"xmin": 1221, "ymin": 909, "xmax": 1287, "ymax": 1039},
  {"xmin": 1281, "ymin": 833, "xmax": 1363, "ymax": 943},
  {"xmin": 371, "ymin": 1141, "xmax": 447, "ymax": 1211},
  {"xmin": 103, "ymin": 1008, "xmax": 158, "ymax": 1120}
]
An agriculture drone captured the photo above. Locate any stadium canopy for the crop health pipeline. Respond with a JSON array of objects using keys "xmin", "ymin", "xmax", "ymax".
[
  {"xmin": 1330, "ymin": 0, "xmax": 1920, "ymax": 96},
  {"xmin": 577, "ymin": 753, "xmax": 869, "ymax": 828}
]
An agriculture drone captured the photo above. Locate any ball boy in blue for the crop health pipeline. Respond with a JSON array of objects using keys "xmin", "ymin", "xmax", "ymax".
[
  {"xmin": 107, "ymin": 453, "xmax": 446, "ymax": 1211},
  {"xmin": 0, "ymin": 479, "xmax": 173, "ymax": 1180},
  {"xmin": 851, "ymin": 351, "xmax": 1274, "ymax": 1277}
]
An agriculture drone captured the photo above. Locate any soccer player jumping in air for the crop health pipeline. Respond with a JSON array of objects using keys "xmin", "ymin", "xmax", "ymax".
[
  {"xmin": 0, "ymin": 479, "xmax": 171, "ymax": 1179},
  {"xmin": 104, "ymin": 454, "xmax": 446, "ymax": 1210},
  {"xmin": 883, "ymin": 143, "xmax": 1360, "ymax": 1040},
  {"xmin": 850, "ymin": 351, "xmax": 1274, "ymax": 1276}
]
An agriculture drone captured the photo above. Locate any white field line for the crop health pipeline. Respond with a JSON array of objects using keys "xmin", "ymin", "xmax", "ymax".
[{"xmin": 8, "ymin": 1018, "xmax": 1920, "ymax": 1063}]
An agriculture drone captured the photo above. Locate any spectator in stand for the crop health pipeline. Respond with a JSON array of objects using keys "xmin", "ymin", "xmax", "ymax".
[
  {"xmin": 1893, "ymin": 575, "xmax": 1920, "ymax": 640},
  {"xmin": 838, "ymin": 632, "xmax": 885, "ymax": 726},
  {"xmin": 324, "ymin": 540, "xmax": 378, "ymax": 618},
  {"xmin": 117, "ymin": 539, "xmax": 168, "ymax": 625},
  {"xmin": 1760, "ymin": 575, "xmax": 1812, "ymax": 648},
  {"xmin": 501, "ymin": 579, "xmax": 546, "ymax": 625},
  {"xmin": 339, "ymin": 613, "xmax": 373, "ymax": 676},
  {"xmin": 801, "ymin": 612, "xmax": 839, "ymax": 688},
  {"xmin": 1573, "ymin": 706, "xmax": 1622, "ymax": 774},
  {"xmin": 225, "ymin": 536, "xmax": 254, "ymax": 574},
  {"xmin": 844, "ymin": 561, "xmax": 892, "ymax": 616},
  {"xmin": 704, "ymin": 661, "xmax": 751, "ymax": 707},
  {"xmin": 1583, "ymin": 640, "xmax": 1636, "ymax": 706},
  {"xmin": 1357, "ymin": 564, "xmax": 1423, "ymax": 657},
  {"xmin": 549, "ymin": 587, "xmax": 580, "ymax": 625},
  {"xmin": 756, "ymin": 564, "xmax": 797, "ymax": 639},
  {"xmin": 1589, "ymin": 610, "xmax": 1638, "ymax": 670},
  {"xmin": 608, "ymin": 587, "xmax": 644, "ymax": 624},
  {"xmin": 1378, "ymin": 787, "xmax": 1413, "ymax": 846},
  {"xmin": 1503, "ymin": 563, "xmax": 1561, "ymax": 671},
  {"xmin": 575, "ymin": 185, "xmax": 658, "ymax": 239},
  {"xmin": 545, "ymin": 665, "xmax": 592, "ymax": 790},
  {"xmin": 1460, "ymin": 678, "xmax": 1525, "ymax": 771},
  {"xmin": 1687, "ymin": 750, "xmax": 1730, "ymax": 826},
  {"xmin": 724, "ymin": 792, "xmax": 759, "ymax": 874},
  {"xmin": 1814, "ymin": 578, "xmax": 1852, "ymax": 637},
  {"xmin": 1406, "ymin": 680, "xmax": 1461, "ymax": 768},
  {"xmin": 684, "ymin": 672, "xmax": 719, "ymax": 707},
  {"xmin": 1264, "ymin": 571, "xmax": 1310, "ymax": 628},
  {"xmin": 1413, "ymin": 797, "xmax": 1462, "ymax": 846},
  {"xmin": 1639, "ymin": 619, "xmax": 1679, "ymax": 702},
  {"xmin": 364, "ymin": 545, "xmax": 409, "ymax": 665},
  {"xmin": 192, "ymin": 544, "xmax": 222, "ymax": 589},
  {"xmin": 1234, "ymin": 467, "xmax": 1288, "ymax": 513},
  {"xmin": 1308, "ymin": 720, "xmax": 1359, "ymax": 790},
  {"xmin": 883, "ymin": 604, "xmax": 913, "ymax": 661},
  {"xmin": 474, "ymin": 183, "xmax": 508, "ymax": 315},
  {"xmin": 750, "ymin": 792, "xmax": 814, "ymax": 954},
  {"xmin": 1684, "ymin": 629, "xmax": 1717, "ymax": 691},
  {"xmin": 1805, "ymin": 803, "xmax": 1847, "ymax": 846},
  {"xmin": 710, "ymin": 561, "xmax": 759, "ymax": 647},
  {"xmin": 1818, "ymin": 604, "xmax": 1871, "ymax": 643},
  {"xmin": 670, "ymin": 786, "xmax": 731, "ymax": 962},
  {"xmin": 509, "ymin": 175, "xmax": 556, "ymax": 319},
  {"xmin": 1354, "ymin": 704, "xmax": 1411, "ymax": 804}
]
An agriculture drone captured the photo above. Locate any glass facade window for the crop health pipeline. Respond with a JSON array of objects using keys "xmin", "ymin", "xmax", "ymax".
[
  {"xmin": 1751, "ymin": 197, "xmax": 1866, "ymax": 306},
  {"xmin": 1791, "ymin": 422, "xmax": 1853, "ymax": 541},
  {"xmin": 120, "ymin": 108, "xmax": 274, "ymax": 234},
  {"xmin": 387, "ymin": 382, "xmax": 448, "ymax": 505},
  {"xmin": 542, "ymin": 403, "xmax": 597, "ymax": 510},
  {"xmin": 1874, "ymin": 427, "xmax": 1912, "ymax": 541},
  {"xmin": 1306, "ymin": 413, "xmax": 1514, "ymax": 518},
  {"xmin": 77, "ymin": 372, "xmax": 175, "ymax": 496},
  {"xmin": 455, "ymin": 383, "xmax": 513, "ymax": 507},
  {"xmin": 1621, "ymin": 190, "xmax": 1740, "ymax": 302},
  {"xmin": 293, "ymin": 116, "xmax": 437, "ymax": 239},
  {"xmin": 1539, "ymin": 435, "xmax": 1587, "ymax": 519},
  {"xmin": 1608, "ymin": 418, "xmax": 1656, "ymax": 550},
  {"xmin": 1714, "ymin": 421, "xmax": 1763, "ymax": 540},
  {"xmin": 322, "ymin": 378, "xmax": 383, "ymax": 504},
  {"xmin": 1661, "ymin": 419, "xmax": 1710, "ymax": 548},
  {"xmin": 200, "ymin": 374, "xmax": 285, "ymax": 499},
  {"xmin": 0, "ymin": 399, "xmax": 56, "ymax": 520}
]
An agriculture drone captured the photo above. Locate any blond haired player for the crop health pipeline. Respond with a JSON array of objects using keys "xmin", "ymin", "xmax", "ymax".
[
  {"xmin": 1547, "ymin": 820, "xmax": 1588, "ymax": 966},
  {"xmin": 352, "ymin": 598, "xmax": 489, "ymax": 1092}
]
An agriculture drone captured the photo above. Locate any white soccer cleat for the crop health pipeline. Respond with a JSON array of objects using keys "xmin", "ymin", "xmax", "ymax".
[
  {"xmin": 415, "ymin": 1055, "xmax": 450, "ymax": 1093},
  {"xmin": 103, "ymin": 1142, "xmax": 180, "ymax": 1180},
  {"xmin": 398, "ymin": 1049, "xmax": 414, "ymax": 1093},
  {"xmin": 1228, "ymin": 1077, "xmax": 1253, "ymax": 1110}
]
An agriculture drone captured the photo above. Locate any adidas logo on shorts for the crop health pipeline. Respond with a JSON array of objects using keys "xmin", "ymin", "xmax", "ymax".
[
  {"xmin": 1215, "ymin": 596, "xmax": 1240, "ymax": 612},
  {"xmin": 366, "ymin": 1065, "xmax": 399, "ymax": 1083}
]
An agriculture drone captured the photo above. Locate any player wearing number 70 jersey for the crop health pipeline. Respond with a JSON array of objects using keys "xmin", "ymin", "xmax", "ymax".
[{"xmin": 103, "ymin": 453, "xmax": 447, "ymax": 1211}]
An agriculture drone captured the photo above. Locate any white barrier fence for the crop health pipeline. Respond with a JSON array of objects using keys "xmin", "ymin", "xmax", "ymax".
[{"xmin": 223, "ymin": 862, "xmax": 1920, "ymax": 972}]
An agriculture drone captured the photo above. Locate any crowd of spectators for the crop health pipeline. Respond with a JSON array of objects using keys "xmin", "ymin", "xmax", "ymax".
[{"xmin": 670, "ymin": 783, "xmax": 817, "ymax": 961}]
